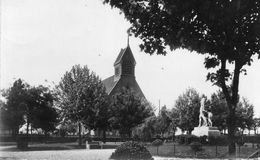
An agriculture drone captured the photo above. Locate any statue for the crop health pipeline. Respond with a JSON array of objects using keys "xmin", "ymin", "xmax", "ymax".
[
  {"xmin": 199, "ymin": 98, "xmax": 213, "ymax": 127},
  {"xmin": 198, "ymin": 98, "xmax": 207, "ymax": 127},
  {"xmin": 192, "ymin": 98, "xmax": 220, "ymax": 137}
]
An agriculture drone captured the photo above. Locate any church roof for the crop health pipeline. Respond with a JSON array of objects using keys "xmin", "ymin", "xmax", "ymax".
[
  {"xmin": 114, "ymin": 46, "xmax": 136, "ymax": 66},
  {"xmin": 102, "ymin": 75, "xmax": 118, "ymax": 94}
]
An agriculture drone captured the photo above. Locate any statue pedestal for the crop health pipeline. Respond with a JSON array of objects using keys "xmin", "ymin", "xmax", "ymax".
[{"xmin": 192, "ymin": 126, "xmax": 220, "ymax": 137}]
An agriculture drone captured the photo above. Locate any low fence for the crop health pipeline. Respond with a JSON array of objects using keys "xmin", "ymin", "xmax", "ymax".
[{"xmin": 147, "ymin": 143, "xmax": 260, "ymax": 159}]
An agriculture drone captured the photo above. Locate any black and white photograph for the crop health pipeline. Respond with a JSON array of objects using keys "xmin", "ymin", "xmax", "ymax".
[{"xmin": 1, "ymin": 0, "xmax": 260, "ymax": 159}]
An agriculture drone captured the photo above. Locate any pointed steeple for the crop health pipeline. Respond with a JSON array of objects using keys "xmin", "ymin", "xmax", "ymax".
[{"xmin": 113, "ymin": 34, "xmax": 136, "ymax": 81}]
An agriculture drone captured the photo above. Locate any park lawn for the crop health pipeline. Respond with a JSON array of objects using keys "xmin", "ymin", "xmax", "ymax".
[{"xmin": 147, "ymin": 142, "xmax": 259, "ymax": 159}]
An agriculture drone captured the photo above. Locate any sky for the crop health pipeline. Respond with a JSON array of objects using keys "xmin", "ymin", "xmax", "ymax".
[{"xmin": 1, "ymin": 0, "xmax": 260, "ymax": 117}]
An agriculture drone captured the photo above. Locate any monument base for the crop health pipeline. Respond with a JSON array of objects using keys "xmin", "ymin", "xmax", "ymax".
[{"xmin": 192, "ymin": 126, "xmax": 220, "ymax": 137}]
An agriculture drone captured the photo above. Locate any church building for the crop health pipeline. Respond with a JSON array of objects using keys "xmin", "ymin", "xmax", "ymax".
[{"xmin": 102, "ymin": 43, "xmax": 145, "ymax": 99}]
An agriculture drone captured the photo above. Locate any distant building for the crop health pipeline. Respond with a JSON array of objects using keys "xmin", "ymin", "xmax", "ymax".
[{"xmin": 102, "ymin": 43, "xmax": 145, "ymax": 99}]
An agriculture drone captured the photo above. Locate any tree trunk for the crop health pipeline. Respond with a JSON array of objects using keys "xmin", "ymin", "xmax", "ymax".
[
  {"xmin": 12, "ymin": 126, "xmax": 19, "ymax": 137},
  {"xmin": 227, "ymin": 108, "xmax": 236, "ymax": 154},
  {"xmin": 26, "ymin": 121, "xmax": 29, "ymax": 137},
  {"xmin": 102, "ymin": 129, "xmax": 106, "ymax": 144},
  {"xmin": 220, "ymin": 59, "xmax": 241, "ymax": 155},
  {"xmin": 78, "ymin": 122, "xmax": 82, "ymax": 146}
]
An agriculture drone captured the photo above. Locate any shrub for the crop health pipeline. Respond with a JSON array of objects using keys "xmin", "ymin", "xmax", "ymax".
[
  {"xmin": 16, "ymin": 136, "xmax": 28, "ymax": 149},
  {"xmin": 110, "ymin": 141, "xmax": 153, "ymax": 160},
  {"xmin": 199, "ymin": 136, "xmax": 208, "ymax": 144},
  {"xmin": 176, "ymin": 135, "xmax": 200, "ymax": 144},
  {"xmin": 208, "ymin": 135, "xmax": 229, "ymax": 146},
  {"xmin": 236, "ymin": 136, "xmax": 245, "ymax": 146},
  {"xmin": 243, "ymin": 135, "xmax": 260, "ymax": 144},
  {"xmin": 190, "ymin": 142, "xmax": 203, "ymax": 152},
  {"xmin": 175, "ymin": 135, "xmax": 186, "ymax": 144}
]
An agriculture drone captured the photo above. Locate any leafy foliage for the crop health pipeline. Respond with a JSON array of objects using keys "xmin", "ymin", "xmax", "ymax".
[
  {"xmin": 58, "ymin": 64, "xmax": 109, "ymax": 143},
  {"xmin": 172, "ymin": 88, "xmax": 202, "ymax": 134},
  {"xmin": 209, "ymin": 91, "xmax": 228, "ymax": 132},
  {"xmin": 104, "ymin": 0, "xmax": 260, "ymax": 59},
  {"xmin": 1, "ymin": 79, "xmax": 28, "ymax": 135},
  {"xmin": 110, "ymin": 141, "xmax": 153, "ymax": 160},
  {"xmin": 154, "ymin": 106, "xmax": 172, "ymax": 136},
  {"xmin": 252, "ymin": 118, "xmax": 260, "ymax": 134},
  {"xmin": 190, "ymin": 142, "xmax": 203, "ymax": 152},
  {"xmin": 109, "ymin": 87, "xmax": 154, "ymax": 137},
  {"xmin": 28, "ymin": 86, "xmax": 59, "ymax": 135},
  {"xmin": 58, "ymin": 121, "xmax": 78, "ymax": 137},
  {"xmin": 1, "ymin": 79, "xmax": 59, "ymax": 136},
  {"xmin": 0, "ymin": 100, "xmax": 10, "ymax": 130},
  {"xmin": 152, "ymin": 139, "xmax": 163, "ymax": 146},
  {"xmin": 236, "ymin": 98, "xmax": 255, "ymax": 131},
  {"xmin": 175, "ymin": 134, "xmax": 200, "ymax": 145},
  {"xmin": 210, "ymin": 91, "xmax": 255, "ymax": 133},
  {"xmin": 133, "ymin": 116, "xmax": 157, "ymax": 141}
]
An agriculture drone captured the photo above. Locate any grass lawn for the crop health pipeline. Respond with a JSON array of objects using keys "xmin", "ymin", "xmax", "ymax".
[{"xmin": 147, "ymin": 142, "xmax": 259, "ymax": 159}]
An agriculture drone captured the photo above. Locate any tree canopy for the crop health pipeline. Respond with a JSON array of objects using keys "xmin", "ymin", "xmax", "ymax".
[
  {"xmin": 154, "ymin": 105, "xmax": 172, "ymax": 136},
  {"xmin": 58, "ymin": 64, "xmax": 109, "ymax": 144},
  {"xmin": 29, "ymin": 86, "xmax": 59, "ymax": 135},
  {"xmin": 109, "ymin": 87, "xmax": 154, "ymax": 137},
  {"xmin": 1, "ymin": 79, "xmax": 28, "ymax": 135},
  {"xmin": 210, "ymin": 91, "xmax": 254, "ymax": 133},
  {"xmin": 172, "ymin": 88, "xmax": 202, "ymax": 134},
  {"xmin": 1, "ymin": 79, "xmax": 59, "ymax": 136}
]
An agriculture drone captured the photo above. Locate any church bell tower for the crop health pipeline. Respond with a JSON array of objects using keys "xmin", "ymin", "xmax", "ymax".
[{"xmin": 113, "ymin": 38, "xmax": 136, "ymax": 81}]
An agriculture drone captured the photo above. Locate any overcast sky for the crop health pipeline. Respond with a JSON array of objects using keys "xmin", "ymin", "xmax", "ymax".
[{"xmin": 1, "ymin": 0, "xmax": 260, "ymax": 117}]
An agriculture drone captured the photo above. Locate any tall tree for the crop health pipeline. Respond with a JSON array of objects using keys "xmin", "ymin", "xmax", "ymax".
[
  {"xmin": 210, "ymin": 91, "xmax": 228, "ymax": 132},
  {"xmin": 173, "ymin": 88, "xmax": 202, "ymax": 134},
  {"xmin": 109, "ymin": 88, "xmax": 154, "ymax": 138},
  {"xmin": 168, "ymin": 107, "xmax": 179, "ymax": 138},
  {"xmin": 133, "ymin": 116, "xmax": 157, "ymax": 141},
  {"xmin": 58, "ymin": 64, "xmax": 109, "ymax": 145},
  {"xmin": 154, "ymin": 106, "xmax": 172, "ymax": 136},
  {"xmin": 210, "ymin": 91, "xmax": 255, "ymax": 134},
  {"xmin": 0, "ymin": 100, "xmax": 10, "ymax": 132},
  {"xmin": 252, "ymin": 118, "xmax": 260, "ymax": 134},
  {"xmin": 82, "ymin": 75, "xmax": 110, "ymax": 143},
  {"xmin": 236, "ymin": 98, "xmax": 254, "ymax": 134},
  {"xmin": 103, "ymin": 0, "xmax": 260, "ymax": 154},
  {"xmin": 30, "ymin": 86, "xmax": 59, "ymax": 136},
  {"xmin": 3, "ymin": 79, "xmax": 28, "ymax": 136}
]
